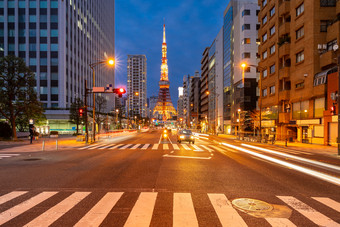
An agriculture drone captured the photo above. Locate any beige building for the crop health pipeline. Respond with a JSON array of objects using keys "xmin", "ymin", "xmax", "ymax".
[{"xmin": 258, "ymin": 0, "xmax": 339, "ymax": 144}]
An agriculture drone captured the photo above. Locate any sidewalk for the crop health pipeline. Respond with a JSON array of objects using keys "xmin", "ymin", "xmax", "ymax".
[{"xmin": 216, "ymin": 134, "xmax": 340, "ymax": 157}]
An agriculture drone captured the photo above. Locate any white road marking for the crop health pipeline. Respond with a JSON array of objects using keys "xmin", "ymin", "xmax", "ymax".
[
  {"xmin": 89, "ymin": 144, "xmax": 106, "ymax": 150},
  {"xmin": 266, "ymin": 218, "xmax": 297, "ymax": 227},
  {"xmin": 75, "ymin": 192, "xmax": 123, "ymax": 227},
  {"xmin": 241, "ymin": 144, "xmax": 340, "ymax": 172},
  {"xmin": 0, "ymin": 191, "xmax": 27, "ymax": 205},
  {"xmin": 141, "ymin": 144, "xmax": 150, "ymax": 149},
  {"xmin": 312, "ymin": 197, "xmax": 340, "ymax": 213},
  {"xmin": 163, "ymin": 154, "xmax": 211, "ymax": 160},
  {"xmin": 152, "ymin": 144, "xmax": 159, "ymax": 150},
  {"xmin": 120, "ymin": 144, "xmax": 132, "ymax": 149},
  {"xmin": 173, "ymin": 193, "xmax": 198, "ymax": 227},
  {"xmin": 181, "ymin": 144, "xmax": 191, "ymax": 150},
  {"xmin": 131, "ymin": 144, "xmax": 141, "ymax": 149},
  {"xmin": 208, "ymin": 194, "xmax": 247, "ymax": 227},
  {"xmin": 277, "ymin": 196, "xmax": 340, "ymax": 227},
  {"xmin": 170, "ymin": 151, "xmax": 174, "ymax": 154},
  {"xmin": 0, "ymin": 191, "xmax": 57, "ymax": 225},
  {"xmin": 163, "ymin": 144, "xmax": 169, "ymax": 150},
  {"xmin": 98, "ymin": 144, "xmax": 112, "ymax": 149},
  {"xmin": 78, "ymin": 144, "xmax": 99, "ymax": 150},
  {"xmin": 124, "ymin": 192, "xmax": 157, "ymax": 227},
  {"xmin": 192, "ymin": 145, "xmax": 203, "ymax": 151},
  {"xmin": 158, "ymin": 135, "xmax": 162, "ymax": 144},
  {"xmin": 110, "ymin": 144, "xmax": 124, "ymax": 149},
  {"xmin": 222, "ymin": 143, "xmax": 340, "ymax": 186},
  {"xmin": 172, "ymin": 144, "xmax": 180, "ymax": 150},
  {"xmin": 26, "ymin": 192, "xmax": 90, "ymax": 227},
  {"xmin": 201, "ymin": 145, "xmax": 214, "ymax": 152},
  {"xmin": 0, "ymin": 155, "xmax": 13, "ymax": 158},
  {"xmin": 0, "ymin": 154, "xmax": 20, "ymax": 156}
]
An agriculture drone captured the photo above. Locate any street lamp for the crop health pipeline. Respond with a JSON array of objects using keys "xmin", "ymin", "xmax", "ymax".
[
  {"xmin": 116, "ymin": 109, "xmax": 119, "ymax": 128},
  {"xmin": 241, "ymin": 62, "xmax": 265, "ymax": 142},
  {"xmin": 89, "ymin": 59, "xmax": 115, "ymax": 142},
  {"xmin": 237, "ymin": 108, "xmax": 241, "ymax": 138}
]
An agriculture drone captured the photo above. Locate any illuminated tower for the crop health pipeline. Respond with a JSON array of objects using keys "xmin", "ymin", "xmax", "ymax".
[{"xmin": 153, "ymin": 24, "xmax": 177, "ymax": 120}]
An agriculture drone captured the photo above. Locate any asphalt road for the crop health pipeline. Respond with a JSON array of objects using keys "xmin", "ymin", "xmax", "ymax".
[{"xmin": 0, "ymin": 129, "xmax": 339, "ymax": 226}]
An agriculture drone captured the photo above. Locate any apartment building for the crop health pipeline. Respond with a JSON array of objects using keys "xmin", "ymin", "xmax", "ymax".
[
  {"xmin": 258, "ymin": 0, "xmax": 339, "ymax": 143},
  {"xmin": 189, "ymin": 71, "xmax": 200, "ymax": 128},
  {"xmin": 127, "ymin": 55, "xmax": 147, "ymax": 118}
]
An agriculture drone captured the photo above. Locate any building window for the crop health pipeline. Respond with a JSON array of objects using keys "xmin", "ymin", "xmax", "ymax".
[
  {"xmin": 296, "ymin": 27, "xmax": 304, "ymax": 39},
  {"xmin": 292, "ymin": 100, "xmax": 309, "ymax": 119},
  {"xmin": 314, "ymin": 97, "xmax": 325, "ymax": 118},
  {"xmin": 263, "ymin": 69, "xmax": 268, "ymax": 78},
  {"xmin": 242, "ymin": 38, "xmax": 251, "ymax": 44},
  {"xmin": 40, "ymin": 0, "xmax": 47, "ymax": 8},
  {"xmin": 262, "ymin": 15, "xmax": 267, "ymax": 25},
  {"xmin": 51, "ymin": 29, "xmax": 58, "ymax": 37},
  {"xmin": 270, "ymin": 44, "xmax": 275, "ymax": 54},
  {"xmin": 296, "ymin": 51, "xmax": 304, "ymax": 63},
  {"xmin": 242, "ymin": 52, "xmax": 251, "ymax": 59},
  {"xmin": 262, "ymin": 88, "xmax": 267, "ymax": 97},
  {"xmin": 296, "ymin": 81, "xmax": 304, "ymax": 89},
  {"xmin": 244, "ymin": 67, "xmax": 251, "ymax": 72},
  {"xmin": 40, "ymin": 44, "xmax": 47, "ymax": 51},
  {"xmin": 40, "ymin": 29, "xmax": 47, "ymax": 37},
  {"xmin": 262, "ymin": 33, "xmax": 268, "ymax": 42},
  {"xmin": 242, "ymin": 9, "xmax": 250, "ymax": 17},
  {"xmin": 270, "ymin": 64, "xmax": 275, "ymax": 74},
  {"xmin": 296, "ymin": 3, "xmax": 304, "ymax": 16},
  {"xmin": 270, "ymin": 26, "xmax": 275, "ymax": 36},
  {"xmin": 242, "ymin": 24, "xmax": 251, "ymax": 31},
  {"xmin": 327, "ymin": 39, "xmax": 337, "ymax": 51},
  {"xmin": 262, "ymin": 0, "xmax": 267, "ymax": 7},
  {"xmin": 29, "ymin": 1, "xmax": 36, "ymax": 8},
  {"xmin": 320, "ymin": 0, "xmax": 336, "ymax": 7},
  {"xmin": 256, "ymin": 10, "xmax": 260, "ymax": 16},
  {"xmin": 270, "ymin": 85, "xmax": 275, "ymax": 94},
  {"xmin": 320, "ymin": 20, "xmax": 332, "ymax": 32},
  {"xmin": 29, "ymin": 29, "xmax": 36, "ymax": 37},
  {"xmin": 270, "ymin": 6, "xmax": 275, "ymax": 17},
  {"xmin": 262, "ymin": 51, "xmax": 268, "ymax": 59}
]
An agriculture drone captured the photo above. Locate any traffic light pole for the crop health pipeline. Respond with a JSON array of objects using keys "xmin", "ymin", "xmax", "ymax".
[
  {"xmin": 84, "ymin": 80, "xmax": 89, "ymax": 144},
  {"xmin": 337, "ymin": 54, "xmax": 340, "ymax": 155}
]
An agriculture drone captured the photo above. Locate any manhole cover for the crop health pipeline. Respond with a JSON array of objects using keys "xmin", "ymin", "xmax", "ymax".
[
  {"xmin": 23, "ymin": 158, "xmax": 41, "ymax": 161},
  {"xmin": 232, "ymin": 198, "xmax": 273, "ymax": 212}
]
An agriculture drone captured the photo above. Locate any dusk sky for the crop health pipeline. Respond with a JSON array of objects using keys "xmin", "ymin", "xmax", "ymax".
[{"xmin": 115, "ymin": 0, "xmax": 230, "ymax": 107}]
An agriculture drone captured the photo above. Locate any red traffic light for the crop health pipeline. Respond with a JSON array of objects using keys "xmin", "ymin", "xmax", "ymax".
[
  {"xmin": 79, "ymin": 108, "xmax": 84, "ymax": 117},
  {"xmin": 119, "ymin": 88, "xmax": 125, "ymax": 93},
  {"xmin": 114, "ymin": 88, "xmax": 126, "ymax": 97},
  {"xmin": 331, "ymin": 105, "xmax": 336, "ymax": 115}
]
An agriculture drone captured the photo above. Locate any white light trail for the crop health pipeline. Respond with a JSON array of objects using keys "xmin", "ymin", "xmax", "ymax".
[{"xmin": 221, "ymin": 143, "xmax": 340, "ymax": 186}]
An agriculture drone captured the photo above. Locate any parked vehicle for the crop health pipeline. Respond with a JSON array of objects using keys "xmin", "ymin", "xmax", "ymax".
[{"xmin": 177, "ymin": 129, "xmax": 195, "ymax": 144}]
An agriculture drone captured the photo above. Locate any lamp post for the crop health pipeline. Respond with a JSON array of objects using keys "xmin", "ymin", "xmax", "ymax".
[
  {"xmin": 237, "ymin": 108, "xmax": 241, "ymax": 138},
  {"xmin": 241, "ymin": 63, "xmax": 265, "ymax": 142},
  {"xmin": 115, "ymin": 109, "xmax": 119, "ymax": 128},
  {"xmin": 89, "ymin": 59, "xmax": 114, "ymax": 142}
]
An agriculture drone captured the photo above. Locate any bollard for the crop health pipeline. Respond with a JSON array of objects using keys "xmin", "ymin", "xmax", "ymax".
[
  {"xmin": 42, "ymin": 140, "xmax": 45, "ymax": 151},
  {"xmin": 56, "ymin": 139, "xmax": 58, "ymax": 150},
  {"xmin": 285, "ymin": 138, "xmax": 288, "ymax": 147}
]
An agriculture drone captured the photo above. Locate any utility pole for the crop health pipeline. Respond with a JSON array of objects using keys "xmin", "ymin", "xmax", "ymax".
[
  {"xmin": 337, "ymin": 54, "xmax": 340, "ymax": 155},
  {"xmin": 84, "ymin": 80, "xmax": 89, "ymax": 144}
]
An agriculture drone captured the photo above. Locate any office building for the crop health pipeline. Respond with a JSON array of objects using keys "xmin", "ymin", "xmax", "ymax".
[
  {"xmin": 0, "ymin": 0, "xmax": 115, "ymax": 132},
  {"xmin": 127, "ymin": 55, "xmax": 147, "ymax": 118},
  {"xmin": 177, "ymin": 87, "xmax": 184, "ymax": 120},
  {"xmin": 189, "ymin": 71, "xmax": 200, "ymax": 128}
]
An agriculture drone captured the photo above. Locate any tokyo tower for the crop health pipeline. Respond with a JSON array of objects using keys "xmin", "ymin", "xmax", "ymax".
[{"xmin": 153, "ymin": 24, "xmax": 177, "ymax": 120}]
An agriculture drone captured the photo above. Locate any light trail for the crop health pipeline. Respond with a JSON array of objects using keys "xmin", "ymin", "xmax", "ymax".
[
  {"xmin": 221, "ymin": 143, "xmax": 340, "ymax": 186},
  {"xmin": 241, "ymin": 144, "xmax": 340, "ymax": 172}
]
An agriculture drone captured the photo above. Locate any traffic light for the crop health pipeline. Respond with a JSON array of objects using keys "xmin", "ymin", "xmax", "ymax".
[
  {"xmin": 331, "ymin": 104, "xmax": 336, "ymax": 115},
  {"xmin": 79, "ymin": 108, "xmax": 84, "ymax": 117},
  {"xmin": 113, "ymin": 88, "xmax": 126, "ymax": 97}
]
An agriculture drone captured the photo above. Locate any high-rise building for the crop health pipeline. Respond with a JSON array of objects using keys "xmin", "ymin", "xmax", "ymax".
[
  {"xmin": 189, "ymin": 71, "xmax": 200, "ymax": 128},
  {"xmin": 0, "ymin": 0, "xmax": 115, "ymax": 131},
  {"xmin": 127, "ymin": 55, "xmax": 147, "ymax": 118},
  {"xmin": 149, "ymin": 95, "xmax": 158, "ymax": 119},
  {"xmin": 258, "ymin": 0, "xmax": 339, "ymax": 144},
  {"xmin": 200, "ymin": 47, "xmax": 210, "ymax": 132},
  {"xmin": 182, "ymin": 74, "xmax": 190, "ymax": 127},
  {"xmin": 177, "ymin": 87, "xmax": 184, "ymax": 120}
]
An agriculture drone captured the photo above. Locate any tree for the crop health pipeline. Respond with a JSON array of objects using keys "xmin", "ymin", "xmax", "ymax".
[
  {"xmin": 0, "ymin": 55, "xmax": 45, "ymax": 140},
  {"xmin": 69, "ymin": 98, "xmax": 85, "ymax": 134},
  {"xmin": 89, "ymin": 95, "xmax": 107, "ymax": 132}
]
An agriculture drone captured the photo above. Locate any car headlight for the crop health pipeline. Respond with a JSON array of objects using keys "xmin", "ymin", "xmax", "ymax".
[
  {"xmin": 163, "ymin": 134, "xmax": 168, "ymax": 138},
  {"xmin": 180, "ymin": 135, "xmax": 185, "ymax": 139},
  {"xmin": 190, "ymin": 136, "xmax": 194, "ymax": 139}
]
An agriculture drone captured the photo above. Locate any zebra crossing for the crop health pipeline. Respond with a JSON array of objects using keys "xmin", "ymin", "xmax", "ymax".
[
  {"xmin": 0, "ymin": 190, "xmax": 339, "ymax": 226},
  {"xmin": 0, "ymin": 153, "xmax": 20, "ymax": 161},
  {"xmin": 78, "ymin": 143, "xmax": 217, "ymax": 152}
]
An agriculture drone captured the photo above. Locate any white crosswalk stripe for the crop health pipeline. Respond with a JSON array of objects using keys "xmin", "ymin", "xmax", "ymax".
[
  {"xmin": 74, "ymin": 192, "xmax": 123, "ymax": 227},
  {"xmin": 192, "ymin": 145, "xmax": 203, "ymax": 151},
  {"xmin": 124, "ymin": 192, "xmax": 158, "ymax": 227},
  {"xmin": 120, "ymin": 144, "xmax": 132, "ymax": 149},
  {"xmin": 141, "ymin": 144, "xmax": 150, "ymax": 149},
  {"xmin": 0, "ymin": 191, "xmax": 27, "ymax": 205},
  {"xmin": 277, "ymin": 196, "xmax": 340, "ymax": 227},
  {"xmin": 0, "ymin": 191, "xmax": 58, "ymax": 225},
  {"xmin": 163, "ymin": 144, "xmax": 169, "ymax": 150},
  {"xmin": 89, "ymin": 144, "xmax": 105, "ymax": 150},
  {"xmin": 0, "ymin": 153, "xmax": 20, "ymax": 160},
  {"xmin": 110, "ymin": 144, "xmax": 124, "ymax": 149},
  {"xmin": 98, "ymin": 144, "xmax": 112, "ymax": 149},
  {"xmin": 0, "ymin": 191, "xmax": 339, "ymax": 226},
  {"xmin": 173, "ymin": 193, "xmax": 198, "ymax": 227},
  {"xmin": 208, "ymin": 193, "xmax": 247, "ymax": 227},
  {"xmin": 172, "ymin": 144, "xmax": 180, "ymax": 150},
  {"xmin": 26, "ymin": 192, "xmax": 90, "ymax": 226},
  {"xmin": 131, "ymin": 144, "xmax": 141, "ymax": 149},
  {"xmin": 152, "ymin": 144, "xmax": 159, "ymax": 150},
  {"xmin": 181, "ymin": 144, "xmax": 191, "ymax": 150}
]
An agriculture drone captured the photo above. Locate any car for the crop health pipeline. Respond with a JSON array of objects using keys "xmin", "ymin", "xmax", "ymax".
[{"xmin": 177, "ymin": 129, "xmax": 195, "ymax": 144}]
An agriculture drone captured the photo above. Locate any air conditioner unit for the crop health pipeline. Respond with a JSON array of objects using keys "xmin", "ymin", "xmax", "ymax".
[{"xmin": 318, "ymin": 44, "xmax": 322, "ymax": 50}]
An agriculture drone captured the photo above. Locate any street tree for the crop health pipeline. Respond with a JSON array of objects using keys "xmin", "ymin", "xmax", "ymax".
[
  {"xmin": 69, "ymin": 98, "xmax": 85, "ymax": 134},
  {"xmin": 0, "ymin": 55, "xmax": 45, "ymax": 140},
  {"xmin": 89, "ymin": 95, "xmax": 107, "ymax": 132}
]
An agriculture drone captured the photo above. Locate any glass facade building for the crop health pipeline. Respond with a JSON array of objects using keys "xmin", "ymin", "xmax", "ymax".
[{"xmin": 0, "ymin": 0, "xmax": 115, "ymax": 132}]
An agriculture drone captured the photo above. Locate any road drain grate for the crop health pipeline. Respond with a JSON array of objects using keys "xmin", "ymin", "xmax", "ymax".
[{"xmin": 232, "ymin": 198, "xmax": 273, "ymax": 212}]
